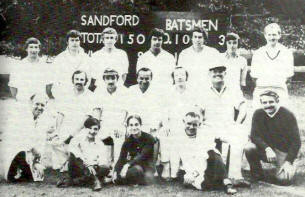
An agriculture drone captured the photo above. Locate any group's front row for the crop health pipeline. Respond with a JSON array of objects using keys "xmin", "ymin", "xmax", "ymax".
[{"xmin": 1, "ymin": 88, "xmax": 300, "ymax": 195}]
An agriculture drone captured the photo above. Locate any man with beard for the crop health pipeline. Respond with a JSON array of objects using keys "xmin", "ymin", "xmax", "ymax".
[
  {"xmin": 92, "ymin": 68, "xmax": 128, "ymax": 167},
  {"xmin": 127, "ymin": 67, "xmax": 164, "ymax": 134},
  {"xmin": 49, "ymin": 30, "xmax": 92, "ymax": 98},
  {"xmin": 178, "ymin": 26, "xmax": 220, "ymax": 90},
  {"xmin": 250, "ymin": 23, "xmax": 294, "ymax": 109},
  {"xmin": 244, "ymin": 90, "xmax": 300, "ymax": 185},
  {"xmin": 53, "ymin": 70, "xmax": 95, "ymax": 185},
  {"xmin": 9, "ymin": 37, "xmax": 50, "ymax": 104},
  {"xmin": 136, "ymin": 28, "xmax": 175, "ymax": 91},
  {"xmin": 170, "ymin": 111, "xmax": 237, "ymax": 194},
  {"xmin": 221, "ymin": 32, "xmax": 248, "ymax": 91},
  {"xmin": 1, "ymin": 94, "xmax": 56, "ymax": 182},
  {"xmin": 196, "ymin": 63, "xmax": 250, "ymax": 187},
  {"xmin": 91, "ymin": 27, "xmax": 129, "ymax": 87}
]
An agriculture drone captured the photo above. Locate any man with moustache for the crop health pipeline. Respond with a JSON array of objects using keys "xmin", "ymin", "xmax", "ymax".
[
  {"xmin": 49, "ymin": 30, "xmax": 92, "ymax": 98},
  {"xmin": 91, "ymin": 27, "xmax": 129, "ymax": 87},
  {"xmin": 9, "ymin": 37, "xmax": 50, "ymax": 104},
  {"xmin": 250, "ymin": 23, "xmax": 294, "ymax": 108},
  {"xmin": 221, "ymin": 32, "xmax": 248, "ymax": 91},
  {"xmin": 53, "ymin": 70, "xmax": 95, "ymax": 185},
  {"xmin": 178, "ymin": 26, "xmax": 220, "ymax": 89},
  {"xmin": 136, "ymin": 28, "xmax": 175, "ymax": 91},
  {"xmin": 92, "ymin": 68, "xmax": 128, "ymax": 166},
  {"xmin": 244, "ymin": 91, "xmax": 300, "ymax": 185},
  {"xmin": 196, "ymin": 63, "xmax": 250, "ymax": 187}
]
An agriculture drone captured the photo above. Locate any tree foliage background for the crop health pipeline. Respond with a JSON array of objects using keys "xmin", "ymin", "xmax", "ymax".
[{"xmin": 0, "ymin": 0, "xmax": 304, "ymax": 57}]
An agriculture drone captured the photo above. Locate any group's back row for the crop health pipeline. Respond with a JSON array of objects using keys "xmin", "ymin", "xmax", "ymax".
[{"xmin": 8, "ymin": 22, "xmax": 294, "ymax": 108}]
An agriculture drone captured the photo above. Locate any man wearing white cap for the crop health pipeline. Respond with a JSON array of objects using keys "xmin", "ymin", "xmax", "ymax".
[
  {"xmin": 91, "ymin": 27, "xmax": 129, "ymax": 87},
  {"xmin": 0, "ymin": 94, "xmax": 57, "ymax": 182},
  {"xmin": 178, "ymin": 26, "xmax": 220, "ymax": 90},
  {"xmin": 136, "ymin": 28, "xmax": 175, "ymax": 91},
  {"xmin": 250, "ymin": 23, "xmax": 294, "ymax": 109},
  {"xmin": 221, "ymin": 32, "xmax": 248, "ymax": 91},
  {"xmin": 196, "ymin": 62, "xmax": 250, "ymax": 187},
  {"xmin": 92, "ymin": 68, "xmax": 128, "ymax": 165}
]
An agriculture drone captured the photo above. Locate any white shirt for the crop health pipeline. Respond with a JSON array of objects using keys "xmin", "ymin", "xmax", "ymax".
[
  {"xmin": 51, "ymin": 48, "xmax": 92, "ymax": 95},
  {"xmin": 197, "ymin": 85, "xmax": 244, "ymax": 128},
  {"xmin": 136, "ymin": 49, "xmax": 175, "ymax": 91},
  {"xmin": 55, "ymin": 88, "xmax": 95, "ymax": 138},
  {"xmin": 91, "ymin": 47, "xmax": 129, "ymax": 86},
  {"xmin": 8, "ymin": 58, "xmax": 50, "ymax": 103},
  {"xmin": 250, "ymin": 43, "xmax": 294, "ymax": 88},
  {"xmin": 221, "ymin": 52, "xmax": 247, "ymax": 90},
  {"xmin": 70, "ymin": 133, "xmax": 111, "ymax": 167},
  {"xmin": 92, "ymin": 85, "xmax": 128, "ymax": 129},
  {"xmin": 178, "ymin": 45, "xmax": 220, "ymax": 89},
  {"xmin": 126, "ymin": 84, "xmax": 165, "ymax": 131},
  {"xmin": 165, "ymin": 86, "xmax": 200, "ymax": 136}
]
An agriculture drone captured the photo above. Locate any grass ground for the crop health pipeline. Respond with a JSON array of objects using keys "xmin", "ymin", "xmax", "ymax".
[{"xmin": 0, "ymin": 83, "xmax": 305, "ymax": 197}]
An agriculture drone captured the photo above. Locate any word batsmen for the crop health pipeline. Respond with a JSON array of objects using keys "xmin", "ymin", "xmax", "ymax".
[{"xmin": 1, "ymin": 22, "xmax": 301, "ymax": 195}]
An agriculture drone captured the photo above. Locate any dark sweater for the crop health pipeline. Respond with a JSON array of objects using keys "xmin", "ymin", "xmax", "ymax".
[
  {"xmin": 250, "ymin": 107, "xmax": 301, "ymax": 163},
  {"xmin": 115, "ymin": 131, "xmax": 155, "ymax": 173}
]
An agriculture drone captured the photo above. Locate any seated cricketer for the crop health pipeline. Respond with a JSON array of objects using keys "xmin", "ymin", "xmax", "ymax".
[
  {"xmin": 1, "ymin": 94, "xmax": 54, "ymax": 182},
  {"xmin": 170, "ymin": 111, "xmax": 237, "ymax": 195},
  {"xmin": 244, "ymin": 90, "xmax": 301, "ymax": 185},
  {"xmin": 112, "ymin": 115, "xmax": 155, "ymax": 185},
  {"xmin": 196, "ymin": 62, "xmax": 250, "ymax": 188},
  {"xmin": 57, "ymin": 117, "xmax": 113, "ymax": 191}
]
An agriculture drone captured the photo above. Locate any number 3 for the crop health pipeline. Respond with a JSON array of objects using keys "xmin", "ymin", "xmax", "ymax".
[{"xmin": 218, "ymin": 35, "xmax": 225, "ymax": 46}]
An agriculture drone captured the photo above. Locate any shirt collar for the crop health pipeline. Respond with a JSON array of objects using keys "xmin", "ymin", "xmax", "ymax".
[
  {"xmin": 225, "ymin": 51, "xmax": 238, "ymax": 59},
  {"xmin": 210, "ymin": 85, "xmax": 227, "ymax": 96}
]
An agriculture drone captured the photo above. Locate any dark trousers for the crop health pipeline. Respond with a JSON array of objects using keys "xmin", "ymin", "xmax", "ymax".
[
  {"xmin": 7, "ymin": 151, "xmax": 33, "ymax": 182},
  {"xmin": 203, "ymin": 150, "xmax": 228, "ymax": 190},
  {"xmin": 68, "ymin": 153, "xmax": 110, "ymax": 185},
  {"xmin": 118, "ymin": 164, "xmax": 155, "ymax": 185}
]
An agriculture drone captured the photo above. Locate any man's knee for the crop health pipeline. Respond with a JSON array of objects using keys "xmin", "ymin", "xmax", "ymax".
[
  {"xmin": 126, "ymin": 165, "xmax": 144, "ymax": 181},
  {"xmin": 244, "ymin": 142, "xmax": 258, "ymax": 157}
]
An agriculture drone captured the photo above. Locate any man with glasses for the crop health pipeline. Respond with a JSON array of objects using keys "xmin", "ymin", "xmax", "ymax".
[
  {"xmin": 178, "ymin": 26, "xmax": 220, "ymax": 90},
  {"xmin": 136, "ymin": 28, "xmax": 175, "ymax": 91},
  {"xmin": 91, "ymin": 27, "xmax": 129, "ymax": 87}
]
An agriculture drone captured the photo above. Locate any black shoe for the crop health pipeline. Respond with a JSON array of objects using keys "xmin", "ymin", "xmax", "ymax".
[{"xmin": 56, "ymin": 172, "xmax": 71, "ymax": 188}]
